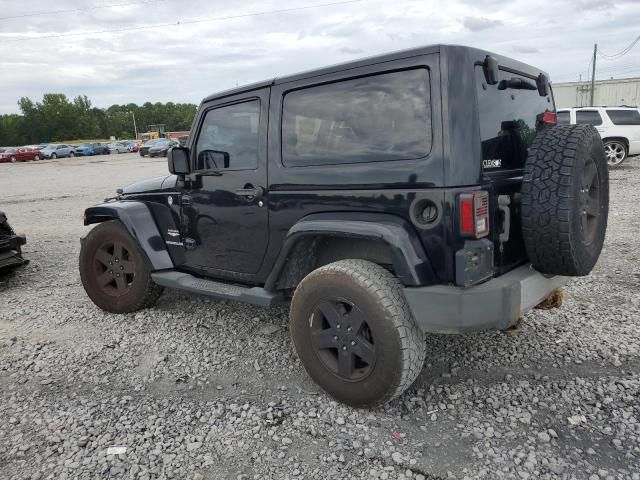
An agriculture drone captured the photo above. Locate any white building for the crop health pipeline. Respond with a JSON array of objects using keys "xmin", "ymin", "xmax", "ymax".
[{"xmin": 553, "ymin": 77, "xmax": 640, "ymax": 109}]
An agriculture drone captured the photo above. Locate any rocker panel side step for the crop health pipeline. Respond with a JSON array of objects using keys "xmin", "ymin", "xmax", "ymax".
[{"xmin": 151, "ymin": 271, "xmax": 283, "ymax": 307}]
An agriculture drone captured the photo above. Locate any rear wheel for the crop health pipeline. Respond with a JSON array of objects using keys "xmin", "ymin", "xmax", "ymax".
[
  {"xmin": 34, "ymin": 155, "xmax": 40, "ymax": 161},
  {"xmin": 69, "ymin": 152, "xmax": 75, "ymax": 157},
  {"xmin": 290, "ymin": 259, "xmax": 426, "ymax": 407},
  {"xmin": 603, "ymin": 140, "xmax": 627, "ymax": 167},
  {"xmin": 79, "ymin": 220, "xmax": 164, "ymax": 313},
  {"xmin": 10, "ymin": 156, "xmax": 16, "ymax": 163}
]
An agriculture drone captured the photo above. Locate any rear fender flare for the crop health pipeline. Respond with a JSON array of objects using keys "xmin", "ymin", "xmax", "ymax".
[
  {"xmin": 265, "ymin": 213, "xmax": 435, "ymax": 290},
  {"xmin": 83, "ymin": 201, "xmax": 173, "ymax": 271}
]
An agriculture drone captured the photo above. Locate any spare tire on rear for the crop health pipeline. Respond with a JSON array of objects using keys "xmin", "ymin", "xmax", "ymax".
[{"xmin": 521, "ymin": 124, "xmax": 608, "ymax": 276}]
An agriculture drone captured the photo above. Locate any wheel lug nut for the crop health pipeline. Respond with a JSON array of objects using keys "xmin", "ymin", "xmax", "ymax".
[
  {"xmin": 116, "ymin": 273, "xmax": 120, "ymax": 277},
  {"xmin": 347, "ymin": 327, "xmax": 352, "ymax": 332},
  {"xmin": 342, "ymin": 346, "xmax": 347, "ymax": 351},
  {"xmin": 351, "ymin": 341, "xmax": 356, "ymax": 346},
  {"xmin": 120, "ymin": 266, "xmax": 124, "ymax": 270},
  {"xmin": 333, "ymin": 335, "xmax": 338, "ymax": 341},
  {"xmin": 336, "ymin": 324, "xmax": 341, "ymax": 329}
]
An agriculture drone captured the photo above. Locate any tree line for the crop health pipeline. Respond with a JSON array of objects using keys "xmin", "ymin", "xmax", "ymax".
[{"xmin": 0, "ymin": 93, "xmax": 198, "ymax": 146}]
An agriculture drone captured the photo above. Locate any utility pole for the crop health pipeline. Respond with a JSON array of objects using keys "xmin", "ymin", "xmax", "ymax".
[
  {"xmin": 590, "ymin": 43, "xmax": 597, "ymax": 106},
  {"xmin": 131, "ymin": 111, "xmax": 138, "ymax": 140}
]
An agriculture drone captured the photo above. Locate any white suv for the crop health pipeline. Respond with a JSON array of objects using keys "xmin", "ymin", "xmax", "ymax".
[{"xmin": 556, "ymin": 106, "xmax": 640, "ymax": 166}]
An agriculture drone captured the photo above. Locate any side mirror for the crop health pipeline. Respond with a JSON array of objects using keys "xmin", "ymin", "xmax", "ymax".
[
  {"xmin": 483, "ymin": 55, "xmax": 499, "ymax": 85},
  {"xmin": 168, "ymin": 147, "xmax": 190, "ymax": 175},
  {"xmin": 536, "ymin": 73, "xmax": 549, "ymax": 97}
]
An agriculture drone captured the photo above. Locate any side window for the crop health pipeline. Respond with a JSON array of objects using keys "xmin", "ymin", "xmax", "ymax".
[
  {"xmin": 556, "ymin": 111, "xmax": 570, "ymax": 125},
  {"xmin": 195, "ymin": 99, "xmax": 260, "ymax": 171},
  {"xmin": 282, "ymin": 69, "xmax": 432, "ymax": 167},
  {"xmin": 575, "ymin": 110, "xmax": 603, "ymax": 126},
  {"xmin": 606, "ymin": 109, "xmax": 640, "ymax": 125}
]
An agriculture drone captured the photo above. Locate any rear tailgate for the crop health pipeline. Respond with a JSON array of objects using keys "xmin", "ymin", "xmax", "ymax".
[{"xmin": 474, "ymin": 64, "xmax": 555, "ymax": 275}]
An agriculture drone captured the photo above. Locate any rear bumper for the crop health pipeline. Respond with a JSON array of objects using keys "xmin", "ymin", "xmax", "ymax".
[{"xmin": 403, "ymin": 264, "xmax": 569, "ymax": 334}]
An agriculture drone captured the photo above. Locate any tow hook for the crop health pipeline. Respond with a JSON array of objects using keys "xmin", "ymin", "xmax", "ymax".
[{"xmin": 535, "ymin": 289, "xmax": 564, "ymax": 310}]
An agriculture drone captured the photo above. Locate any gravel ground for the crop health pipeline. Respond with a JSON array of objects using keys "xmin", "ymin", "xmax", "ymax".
[{"xmin": 1, "ymin": 153, "xmax": 639, "ymax": 480}]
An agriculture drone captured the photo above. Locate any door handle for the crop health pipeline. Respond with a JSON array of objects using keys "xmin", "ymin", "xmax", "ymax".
[{"xmin": 236, "ymin": 185, "xmax": 264, "ymax": 199}]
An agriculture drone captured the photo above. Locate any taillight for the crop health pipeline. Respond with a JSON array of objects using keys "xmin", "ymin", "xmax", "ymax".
[
  {"xmin": 538, "ymin": 111, "xmax": 557, "ymax": 125},
  {"xmin": 459, "ymin": 191, "xmax": 489, "ymax": 238}
]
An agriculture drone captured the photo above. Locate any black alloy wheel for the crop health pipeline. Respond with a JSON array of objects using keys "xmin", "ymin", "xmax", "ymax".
[
  {"xmin": 290, "ymin": 259, "xmax": 426, "ymax": 407},
  {"xmin": 580, "ymin": 155, "xmax": 601, "ymax": 244},
  {"xmin": 92, "ymin": 240, "xmax": 136, "ymax": 296},
  {"xmin": 309, "ymin": 299, "xmax": 375, "ymax": 381},
  {"xmin": 79, "ymin": 220, "xmax": 164, "ymax": 313}
]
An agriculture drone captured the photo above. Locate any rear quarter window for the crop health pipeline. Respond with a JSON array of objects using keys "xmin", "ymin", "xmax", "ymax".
[
  {"xmin": 575, "ymin": 110, "xmax": 603, "ymax": 126},
  {"xmin": 557, "ymin": 111, "xmax": 570, "ymax": 125},
  {"xmin": 606, "ymin": 109, "xmax": 640, "ymax": 125},
  {"xmin": 281, "ymin": 68, "xmax": 432, "ymax": 167}
]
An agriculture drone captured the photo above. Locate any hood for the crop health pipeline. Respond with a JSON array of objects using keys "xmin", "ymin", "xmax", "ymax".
[{"xmin": 121, "ymin": 175, "xmax": 178, "ymax": 195}]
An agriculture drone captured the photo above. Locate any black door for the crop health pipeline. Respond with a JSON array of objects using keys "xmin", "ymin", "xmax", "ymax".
[{"xmin": 182, "ymin": 90, "xmax": 269, "ymax": 275}]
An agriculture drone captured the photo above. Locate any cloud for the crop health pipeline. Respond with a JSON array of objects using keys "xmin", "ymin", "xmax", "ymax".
[
  {"xmin": 512, "ymin": 45, "xmax": 540, "ymax": 54},
  {"xmin": 461, "ymin": 16, "xmax": 503, "ymax": 32},
  {"xmin": 0, "ymin": 0, "xmax": 639, "ymax": 112}
]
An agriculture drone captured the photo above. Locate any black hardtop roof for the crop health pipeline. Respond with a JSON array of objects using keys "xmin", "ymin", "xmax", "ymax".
[{"xmin": 201, "ymin": 44, "xmax": 548, "ymax": 103}]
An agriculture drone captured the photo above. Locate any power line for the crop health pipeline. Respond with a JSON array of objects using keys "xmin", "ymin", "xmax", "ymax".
[
  {"xmin": 597, "ymin": 34, "xmax": 640, "ymax": 59},
  {"xmin": 0, "ymin": 0, "xmax": 171, "ymax": 21},
  {"xmin": 0, "ymin": 0, "xmax": 362, "ymax": 44}
]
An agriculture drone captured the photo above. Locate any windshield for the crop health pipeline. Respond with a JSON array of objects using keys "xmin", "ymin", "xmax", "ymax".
[
  {"xmin": 143, "ymin": 139, "xmax": 165, "ymax": 146},
  {"xmin": 475, "ymin": 66, "xmax": 554, "ymax": 171},
  {"xmin": 4, "ymin": 147, "xmax": 17, "ymax": 153},
  {"xmin": 78, "ymin": 144, "xmax": 90, "ymax": 148}
]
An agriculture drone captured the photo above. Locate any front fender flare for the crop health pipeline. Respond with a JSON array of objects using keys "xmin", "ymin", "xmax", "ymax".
[
  {"xmin": 83, "ymin": 201, "xmax": 173, "ymax": 271},
  {"xmin": 265, "ymin": 212, "xmax": 436, "ymax": 289}
]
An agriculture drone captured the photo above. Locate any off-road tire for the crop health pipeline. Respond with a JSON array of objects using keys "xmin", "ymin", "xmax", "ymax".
[
  {"xmin": 290, "ymin": 259, "xmax": 426, "ymax": 407},
  {"xmin": 79, "ymin": 220, "xmax": 163, "ymax": 313},
  {"xmin": 521, "ymin": 124, "xmax": 608, "ymax": 276}
]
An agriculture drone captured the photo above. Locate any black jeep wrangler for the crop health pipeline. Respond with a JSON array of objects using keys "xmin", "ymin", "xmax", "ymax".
[{"xmin": 79, "ymin": 45, "xmax": 608, "ymax": 407}]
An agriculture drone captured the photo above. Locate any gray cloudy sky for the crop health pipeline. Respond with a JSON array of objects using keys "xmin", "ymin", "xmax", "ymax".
[{"xmin": 1, "ymin": 0, "xmax": 639, "ymax": 113}]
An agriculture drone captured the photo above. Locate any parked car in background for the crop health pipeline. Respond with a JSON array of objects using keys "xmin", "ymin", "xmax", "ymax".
[
  {"xmin": 557, "ymin": 106, "xmax": 640, "ymax": 166},
  {"xmin": 41, "ymin": 144, "xmax": 75, "ymax": 159},
  {"xmin": 148, "ymin": 139, "xmax": 179, "ymax": 157},
  {"xmin": 74, "ymin": 143, "xmax": 109, "ymax": 156},
  {"xmin": 0, "ymin": 147, "xmax": 42, "ymax": 162},
  {"xmin": 138, "ymin": 138, "xmax": 165, "ymax": 157},
  {"xmin": 107, "ymin": 142, "xmax": 129, "ymax": 154},
  {"xmin": 123, "ymin": 141, "xmax": 140, "ymax": 152}
]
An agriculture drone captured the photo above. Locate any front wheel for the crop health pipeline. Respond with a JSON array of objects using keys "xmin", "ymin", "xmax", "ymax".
[
  {"xmin": 290, "ymin": 259, "xmax": 426, "ymax": 407},
  {"xmin": 34, "ymin": 155, "xmax": 40, "ymax": 161},
  {"xmin": 79, "ymin": 220, "xmax": 164, "ymax": 313},
  {"xmin": 51, "ymin": 153, "xmax": 57, "ymax": 159},
  {"xmin": 10, "ymin": 156, "xmax": 16, "ymax": 163},
  {"xmin": 604, "ymin": 140, "xmax": 627, "ymax": 167},
  {"xmin": 69, "ymin": 152, "xmax": 75, "ymax": 157}
]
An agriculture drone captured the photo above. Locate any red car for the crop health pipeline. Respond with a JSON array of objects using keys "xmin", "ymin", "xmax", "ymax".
[{"xmin": 0, "ymin": 147, "xmax": 42, "ymax": 163}]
